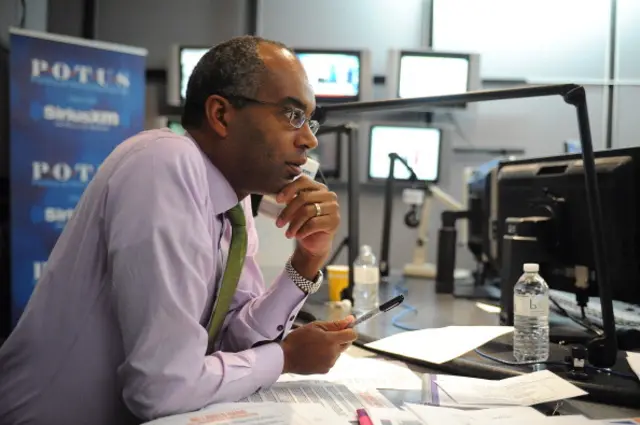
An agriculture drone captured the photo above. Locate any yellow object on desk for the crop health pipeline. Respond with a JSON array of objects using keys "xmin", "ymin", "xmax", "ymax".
[{"xmin": 326, "ymin": 265, "xmax": 350, "ymax": 302}]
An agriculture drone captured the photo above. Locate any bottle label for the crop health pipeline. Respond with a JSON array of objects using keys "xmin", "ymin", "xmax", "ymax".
[
  {"xmin": 354, "ymin": 267, "xmax": 379, "ymax": 285},
  {"xmin": 514, "ymin": 294, "xmax": 549, "ymax": 317}
]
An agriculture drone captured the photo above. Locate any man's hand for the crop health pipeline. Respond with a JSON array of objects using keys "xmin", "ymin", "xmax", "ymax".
[
  {"xmin": 276, "ymin": 175, "xmax": 340, "ymax": 280},
  {"xmin": 280, "ymin": 316, "xmax": 356, "ymax": 375}
]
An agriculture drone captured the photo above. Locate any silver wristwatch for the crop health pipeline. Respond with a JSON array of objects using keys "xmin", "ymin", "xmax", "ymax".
[{"xmin": 285, "ymin": 258, "xmax": 323, "ymax": 294}]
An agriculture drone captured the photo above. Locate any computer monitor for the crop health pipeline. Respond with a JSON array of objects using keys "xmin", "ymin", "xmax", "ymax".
[
  {"xmin": 466, "ymin": 158, "xmax": 502, "ymax": 267},
  {"xmin": 294, "ymin": 48, "xmax": 372, "ymax": 103},
  {"xmin": 495, "ymin": 147, "xmax": 640, "ymax": 323},
  {"xmin": 167, "ymin": 45, "xmax": 209, "ymax": 106},
  {"xmin": 564, "ymin": 139, "xmax": 582, "ymax": 153},
  {"xmin": 368, "ymin": 125, "xmax": 442, "ymax": 182},
  {"xmin": 386, "ymin": 49, "xmax": 481, "ymax": 109}
]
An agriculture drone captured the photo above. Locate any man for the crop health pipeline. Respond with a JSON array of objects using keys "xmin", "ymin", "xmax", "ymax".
[{"xmin": 0, "ymin": 36, "xmax": 357, "ymax": 425}]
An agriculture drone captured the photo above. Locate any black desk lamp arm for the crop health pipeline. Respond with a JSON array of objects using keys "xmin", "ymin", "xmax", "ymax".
[
  {"xmin": 317, "ymin": 84, "xmax": 617, "ymax": 367},
  {"xmin": 563, "ymin": 87, "xmax": 618, "ymax": 367}
]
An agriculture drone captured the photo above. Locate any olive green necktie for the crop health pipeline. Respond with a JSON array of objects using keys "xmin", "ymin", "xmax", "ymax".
[{"xmin": 207, "ymin": 204, "xmax": 247, "ymax": 349}]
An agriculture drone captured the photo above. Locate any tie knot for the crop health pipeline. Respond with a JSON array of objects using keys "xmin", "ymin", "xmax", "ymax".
[{"xmin": 226, "ymin": 204, "xmax": 246, "ymax": 227}]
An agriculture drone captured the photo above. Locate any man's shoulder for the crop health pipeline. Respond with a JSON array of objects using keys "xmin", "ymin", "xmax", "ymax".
[
  {"xmin": 107, "ymin": 128, "xmax": 207, "ymax": 177},
  {"xmin": 120, "ymin": 128, "xmax": 203, "ymax": 163}
]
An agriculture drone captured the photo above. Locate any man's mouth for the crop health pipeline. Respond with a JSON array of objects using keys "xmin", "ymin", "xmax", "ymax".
[{"xmin": 285, "ymin": 162, "xmax": 303, "ymax": 176}]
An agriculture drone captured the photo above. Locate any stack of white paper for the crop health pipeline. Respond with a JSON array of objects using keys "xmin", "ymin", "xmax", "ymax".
[
  {"xmin": 278, "ymin": 353, "xmax": 422, "ymax": 390},
  {"xmin": 421, "ymin": 370, "xmax": 587, "ymax": 408},
  {"xmin": 366, "ymin": 405, "xmax": 601, "ymax": 425},
  {"xmin": 404, "ymin": 403, "xmax": 546, "ymax": 425},
  {"xmin": 237, "ymin": 381, "xmax": 395, "ymax": 421},
  {"xmin": 141, "ymin": 402, "xmax": 350, "ymax": 425},
  {"xmin": 365, "ymin": 407, "xmax": 425, "ymax": 425},
  {"xmin": 365, "ymin": 326, "xmax": 514, "ymax": 364},
  {"xmin": 472, "ymin": 415, "xmax": 600, "ymax": 425}
]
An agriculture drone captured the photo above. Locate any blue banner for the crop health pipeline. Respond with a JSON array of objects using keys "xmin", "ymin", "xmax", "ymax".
[{"xmin": 8, "ymin": 29, "xmax": 147, "ymax": 326}]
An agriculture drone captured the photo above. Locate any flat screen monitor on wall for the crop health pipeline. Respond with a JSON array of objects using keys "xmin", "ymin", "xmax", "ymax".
[
  {"xmin": 368, "ymin": 125, "xmax": 443, "ymax": 183},
  {"xmin": 387, "ymin": 49, "xmax": 480, "ymax": 109},
  {"xmin": 167, "ymin": 45, "xmax": 209, "ymax": 106},
  {"xmin": 564, "ymin": 139, "xmax": 582, "ymax": 153},
  {"xmin": 294, "ymin": 48, "xmax": 371, "ymax": 103}
]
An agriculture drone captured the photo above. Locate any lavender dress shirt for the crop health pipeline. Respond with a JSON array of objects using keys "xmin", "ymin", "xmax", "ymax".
[{"xmin": 0, "ymin": 129, "xmax": 307, "ymax": 425}]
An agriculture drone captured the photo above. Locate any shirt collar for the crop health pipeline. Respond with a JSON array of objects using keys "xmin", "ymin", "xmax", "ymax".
[{"xmin": 184, "ymin": 131, "xmax": 239, "ymax": 215}]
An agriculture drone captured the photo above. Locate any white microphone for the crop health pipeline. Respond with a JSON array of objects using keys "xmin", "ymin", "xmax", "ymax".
[{"xmin": 257, "ymin": 157, "xmax": 320, "ymax": 220}]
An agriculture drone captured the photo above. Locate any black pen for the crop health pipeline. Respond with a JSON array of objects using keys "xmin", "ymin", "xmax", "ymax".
[{"xmin": 348, "ymin": 294, "xmax": 405, "ymax": 328}]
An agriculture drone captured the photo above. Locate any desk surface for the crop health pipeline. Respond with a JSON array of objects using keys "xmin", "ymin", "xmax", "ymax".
[{"xmin": 294, "ymin": 272, "xmax": 640, "ymax": 420}]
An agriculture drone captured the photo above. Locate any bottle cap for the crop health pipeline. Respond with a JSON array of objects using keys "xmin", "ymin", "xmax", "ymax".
[
  {"xmin": 523, "ymin": 263, "xmax": 539, "ymax": 273},
  {"xmin": 360, "ymin": 245, "xmax": 372, "ymax": 255}
]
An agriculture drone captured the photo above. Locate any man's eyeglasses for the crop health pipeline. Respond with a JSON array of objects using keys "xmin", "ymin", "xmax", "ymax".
[{"xmin": 228, "ymin": 96, "xmax": 320, "ymax": 135}]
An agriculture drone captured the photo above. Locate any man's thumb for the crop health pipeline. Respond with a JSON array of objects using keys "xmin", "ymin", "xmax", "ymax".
[
  {"xmin": 330, "ymin": 328, "xmax": 358, "ymax": 344},
  {"xmin": 333, "ymin": 315, "xmax": 355, "ymax": 330},
  {"xmin": 314, "ymin": 315, "xmax": 355, "ymax": 331}
]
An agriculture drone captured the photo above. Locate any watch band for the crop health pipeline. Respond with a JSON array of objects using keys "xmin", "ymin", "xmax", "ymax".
[{"xmin": 285, "ymin": 258, "xmax": 323, "ymax": 294}]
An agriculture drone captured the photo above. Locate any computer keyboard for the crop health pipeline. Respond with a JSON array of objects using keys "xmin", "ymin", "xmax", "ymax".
[{"xmin": 549, "ymin": 289, "xmax": 640, "ymax": 328}]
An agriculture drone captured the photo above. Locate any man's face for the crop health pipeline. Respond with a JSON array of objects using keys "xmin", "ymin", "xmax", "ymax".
[{"xmin": 228, "ymin": 44, "xmax": 318, "ymax": 195}]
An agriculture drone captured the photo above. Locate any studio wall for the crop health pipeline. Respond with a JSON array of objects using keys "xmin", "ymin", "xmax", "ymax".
[{"xmin": 257, "ymin": 0, "xmax": 622, "ymax": 273}]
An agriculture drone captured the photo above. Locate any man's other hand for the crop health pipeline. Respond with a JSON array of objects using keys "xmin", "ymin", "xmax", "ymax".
[{"xmin": 279, "ymin": 316, "xmax": 357, "ymax": 375}]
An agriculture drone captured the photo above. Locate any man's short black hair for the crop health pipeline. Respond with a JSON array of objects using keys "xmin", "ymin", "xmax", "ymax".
[{"xmin": 181, "ymin": 35, "xmax": 292, "ymax": 129}]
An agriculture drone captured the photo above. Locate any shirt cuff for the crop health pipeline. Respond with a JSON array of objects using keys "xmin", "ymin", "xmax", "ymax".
[
  {"xmin": 251, "ymin": 342, "xmax": 284, "ymax": 391},
  {"xmin": 222, "ymin": 269, "xmax": 308, "ymax": 351},
  {"xmin": 261, "ymin": 271, "xmax": 308, "ymax": 337}
]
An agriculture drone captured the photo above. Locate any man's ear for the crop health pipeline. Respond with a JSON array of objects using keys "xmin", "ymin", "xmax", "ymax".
[{"xmin": 204, "ymin": 95, "xmax": 234, "ymax": 138}]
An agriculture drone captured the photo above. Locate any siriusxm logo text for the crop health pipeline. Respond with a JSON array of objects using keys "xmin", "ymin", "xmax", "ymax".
[
  {"xmin": 43, "ymin": 104, "xmax": 120, "ymax": 127},
  {"xmin": 32, "ymin": 161, "xmax": 96, "ymax": 186},
  {"xmin": 44, "ymin": 207, "xmax": 75, "ymax": 223},
  {"xmin": 30, "ymin": 205, "xmax": 75, "ymax": 229},
  {"xmin": 31, "ymin": 58, "xmax": 130, "ymax": 90},
  {"xmin": 33, "ymin": 261, "xmax": 47, "ymax": 282}
]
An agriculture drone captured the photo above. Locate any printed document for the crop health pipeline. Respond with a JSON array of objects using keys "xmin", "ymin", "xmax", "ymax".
[
  {"xmin": 237, "ymin": 381, "xmax": 396, "ymax": 421},
  {"xmin": 365, "ymin": 326, "xmax": 514, "ymax": 364},
  {"xmin": 404, "ymin": 403, "xmax": 546, "ymax": 425},
  {"xmin": 365, "ymin": 407, "xmax": 425, "ymax": 425},
  {"xmin": 423, "ymin": 370, "xmax": 587, "ymax": 407},
  {"xmin": 361, "ymin": 405, "xmax": 598, "ymax": 425},
  {"xmin": 141, "ymin": 402, "xmax": 349, "ymax": 425},
  {"xmin": 467, "ymin": 416, "xmax": 599, "ymax": 425},
  {"xmin": 278, "ymin": 353, "xmax": 422, "ymax": 390}
]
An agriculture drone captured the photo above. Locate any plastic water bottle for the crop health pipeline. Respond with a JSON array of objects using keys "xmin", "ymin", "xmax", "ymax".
[
  {"xmin": 352, "ymin": 245, "xmax": 380, "ymax": 315},
  {"xmin": 513, "ymin": 263, "xmax": 550, "ymax": 362}
]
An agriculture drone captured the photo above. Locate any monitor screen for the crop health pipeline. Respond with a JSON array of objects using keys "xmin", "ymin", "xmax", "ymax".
[
  {"xmin": 296, "ymin": 51, "xmax": 360, "ymax": 100},
  {"xmin": 369, "ymin": 126, "xmax": 442, "ymax": 182},
  {"xmin": 564, "ymin": 139, "xmax": 582, "ymax": 153},
  {"xmin": 180, "ymin": 47, "xmax": 209, "ymax": 102},
  {"xmin": 398, "ymin": 53, "xmax": 470, "ymax": 99}
]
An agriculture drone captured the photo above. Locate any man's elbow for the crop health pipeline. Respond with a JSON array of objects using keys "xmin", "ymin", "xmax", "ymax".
[
  {"xmin": 121, "ymin": 377, "xmax": 203, "ymax": 421},
  {"xmin": 120, "ymin": 373, "xmax": 248, "ymax": 421}
]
